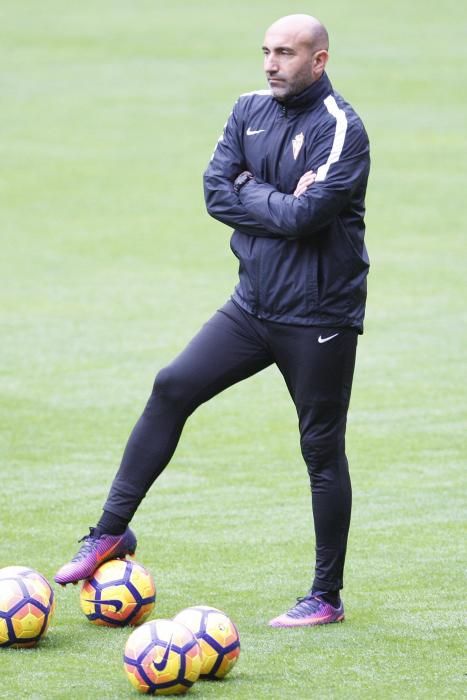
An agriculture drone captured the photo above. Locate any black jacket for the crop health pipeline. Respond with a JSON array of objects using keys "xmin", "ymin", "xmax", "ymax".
[{"xmin": 203, "ymin": 72, "xmax": 370, "ymax": 332}]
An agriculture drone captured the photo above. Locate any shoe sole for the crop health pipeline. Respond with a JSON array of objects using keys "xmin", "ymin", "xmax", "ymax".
[
  {"xmin": 269, "ymin": 613, "xmax": 345, "ymax": 628},
  {"xmin": 57, "ymin": 551, "xmax": 136, "ymax": 587}
]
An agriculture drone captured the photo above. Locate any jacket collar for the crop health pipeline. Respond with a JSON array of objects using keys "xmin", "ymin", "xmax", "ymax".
[{"xmin": 274, "ymin": 72, "xmax": 332, "ymax": 112}]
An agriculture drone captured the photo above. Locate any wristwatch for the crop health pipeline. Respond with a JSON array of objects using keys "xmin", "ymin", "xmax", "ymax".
[{"xmin": 233, "ymin": 171, "xmax": 254, "ymax": 193}]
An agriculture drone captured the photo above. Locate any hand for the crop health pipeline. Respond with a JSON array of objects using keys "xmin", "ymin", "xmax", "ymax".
[{"xmin": 293, "ymin": 170, "xmax": 316, "ymax": 197}]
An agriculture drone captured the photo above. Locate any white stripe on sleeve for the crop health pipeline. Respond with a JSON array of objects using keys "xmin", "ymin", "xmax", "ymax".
[{"xmin": 315, "ymin": 95, "xmax": 348, "ymax": 182}]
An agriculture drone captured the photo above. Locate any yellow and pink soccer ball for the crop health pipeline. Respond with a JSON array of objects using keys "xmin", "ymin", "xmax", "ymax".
[
  {"xmin": 173, "ymin": 605, "xmax": 240, "ymax": 679},
  {"xmin": 123, "ymin": 618, "xmax": 202, "ymax": 695},
  {"xmin": 80, "ymin": 558, "xmax": 156, "ymax": 627},
  {"xmin": 0, "ymin": 565, "xmax": 55, "ymax": 648}
]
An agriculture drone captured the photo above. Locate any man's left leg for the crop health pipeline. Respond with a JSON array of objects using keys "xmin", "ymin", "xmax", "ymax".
[{"xmin": 267, "ymin": 324, "xmax": 358, "ymax": 627}]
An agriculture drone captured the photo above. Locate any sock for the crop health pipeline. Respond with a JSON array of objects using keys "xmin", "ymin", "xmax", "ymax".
[
  {"xmin": 94, "ymin": 510, "xmax": 129, "ymax": 537},
  {"xmin": 312, "ymin": 589, "xmax": 340, "ymax": 607}
]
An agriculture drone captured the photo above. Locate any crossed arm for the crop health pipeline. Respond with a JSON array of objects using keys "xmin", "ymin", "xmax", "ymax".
[{"xmin": 203, "ymin": 101, "xmax": 369, "ymax": 239}]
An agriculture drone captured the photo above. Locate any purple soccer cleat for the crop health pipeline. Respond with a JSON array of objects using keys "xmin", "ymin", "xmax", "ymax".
[
  {"xmin": 54, "ymin": 527, "xmax": 137, "ymax": 585},
  {"xmin": 269, "ymin": 593, "xmax": 345, "ymax": 628}
]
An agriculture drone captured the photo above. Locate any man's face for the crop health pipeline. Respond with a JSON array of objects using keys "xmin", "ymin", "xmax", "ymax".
[{"xmin": 262, "ymin": 28, "xmax": 318, "ymax": 101}]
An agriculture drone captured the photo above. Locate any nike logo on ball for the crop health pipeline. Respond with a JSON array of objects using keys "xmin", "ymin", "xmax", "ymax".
[
  {"xmin": 246, "ymin": 127, "xmax": 266, "ymax": 136},
  {"xmin": 153, "ymin": 636, "xmax": 173, "ymax": 672},
  {"xmin": 318, "ymin": 333, "xmax": 340, "ymax": 344},
  {"xmin": 84, "ymin": 597, "xmax": 123, "ymax": 611}
]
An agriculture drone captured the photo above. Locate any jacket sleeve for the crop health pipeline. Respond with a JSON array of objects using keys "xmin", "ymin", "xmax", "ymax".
[
  {"xmin": 203, "ymin": 99, "xmax": 275, "ymax": 237},
  {"xmin": 238, "ymin": 116, "xmax": 370, "ymax": 239}
]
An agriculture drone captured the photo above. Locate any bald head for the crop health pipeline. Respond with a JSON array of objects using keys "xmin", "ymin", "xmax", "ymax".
[
  {"xmin": 266, "ymin": 14, "xmax": 329, "ymax": 53},
  {"xmin": 262, "ymin": 14, "xmax": 329, "ymax": 101}
]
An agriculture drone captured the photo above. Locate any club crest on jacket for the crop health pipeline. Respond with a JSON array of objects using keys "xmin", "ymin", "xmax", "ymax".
[{"xmin": 292, "ymin": 132, "xmax": 304, "ymax": 160}]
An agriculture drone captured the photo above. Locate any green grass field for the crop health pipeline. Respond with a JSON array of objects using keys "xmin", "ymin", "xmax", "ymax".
[{"xmin": 1, "ymin": 1, "xmax": 466, "ymax": 697}]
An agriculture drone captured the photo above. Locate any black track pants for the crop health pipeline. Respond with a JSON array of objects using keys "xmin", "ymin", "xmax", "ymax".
[{"xmin": 104, "ymin": 300, "xmax": 358, "ymax": 592}]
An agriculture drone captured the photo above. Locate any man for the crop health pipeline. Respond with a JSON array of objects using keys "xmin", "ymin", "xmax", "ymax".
[{"xmin": 55, "ymin": 14, "xmax": 370, "ymax": 628}]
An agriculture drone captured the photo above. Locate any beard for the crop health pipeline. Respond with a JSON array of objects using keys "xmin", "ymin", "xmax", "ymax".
[{"xmin": 267, "ymin": 66, "xmax": 315, "ymax": 102}]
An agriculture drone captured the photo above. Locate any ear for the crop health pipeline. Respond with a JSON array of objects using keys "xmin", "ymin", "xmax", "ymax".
[{"xmin": 312, "ymin": 49, "xmax": 329, "ymax": 79}]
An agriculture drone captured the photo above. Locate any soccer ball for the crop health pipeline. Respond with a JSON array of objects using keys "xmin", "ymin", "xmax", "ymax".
[
  {"xmin": 80, "ymin": 559, "xmax": 155, "ymax": 627},
  {"xmin": 0, "ymin": 565, "xmax": 55, "ymax": 606},
  {"xmin": 0, "ymin": 567, "xmax": 55, "ymax": 648},
  {"xmin": 173, "ymin": 606, "xmax": 240, "ymax": 679},
  {"xmin": 123, "ymin": 618, "xmax": 202, "ymax": 695}
]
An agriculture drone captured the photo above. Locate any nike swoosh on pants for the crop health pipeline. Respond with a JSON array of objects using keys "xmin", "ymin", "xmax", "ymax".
[{"xmin": 318, "ymin": 333, "xmax": 340, "ymax": 344}]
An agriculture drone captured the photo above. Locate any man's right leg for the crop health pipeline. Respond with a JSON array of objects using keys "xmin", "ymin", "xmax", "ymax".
[{"xmin": 54, "ymin": 301, "xmax": 271, "ymax": 584}]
